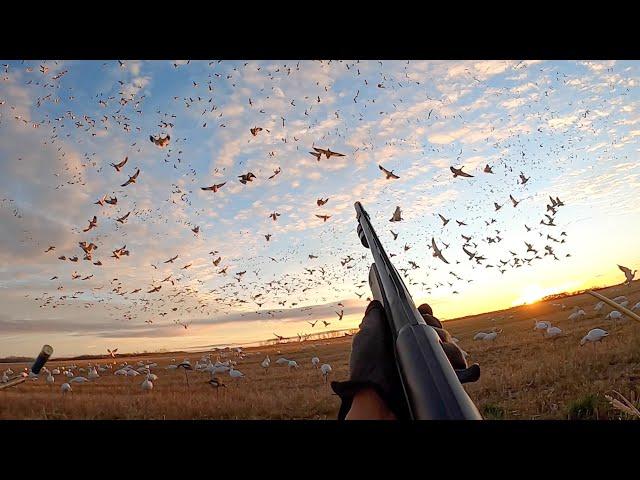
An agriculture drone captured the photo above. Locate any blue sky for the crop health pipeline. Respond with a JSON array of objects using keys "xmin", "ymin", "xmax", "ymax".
[{"xmin": 1, "ymin": 60, "xmax": 639, "ymax": 357}]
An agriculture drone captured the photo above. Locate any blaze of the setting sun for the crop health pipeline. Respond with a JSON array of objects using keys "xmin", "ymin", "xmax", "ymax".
[
  {"xmin": 513, "ymin": 285, "xmax": 548, "ymax": 305},
  {"xmin": 512, "ymin": 280, "xmax": 585, "ymax": 306}
]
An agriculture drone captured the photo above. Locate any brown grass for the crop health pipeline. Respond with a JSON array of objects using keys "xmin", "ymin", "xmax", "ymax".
[{"xmin": 2, "ymin": 281, "xmax": 640, "ymax": 420}]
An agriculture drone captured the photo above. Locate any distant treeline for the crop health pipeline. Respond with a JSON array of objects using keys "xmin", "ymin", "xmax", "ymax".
[
  {"xmin": 0, "ymin": 330, "xmax": 357, "ymax": 362},
  {"xmin": 256, "ymin": 328, "xmax": 358, "ymax": 348},
  {"xmin": 52, "ymin": 350, "xmax": 190, "ymax": 362},
  {"xmin": 540, "ymin": 284, "xmax": 613, "ymax": 302},
  {"xmin": 0, "ymin": 351, "xmax": 188, "ymax": 364},
  {"xmin": 0, "ymin": 356, "xmax": 34, "ymax": 364}
]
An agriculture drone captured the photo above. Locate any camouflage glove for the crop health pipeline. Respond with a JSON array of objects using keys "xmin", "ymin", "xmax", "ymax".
[
  {"xmin": 331, "ymin": 300, "xmax": 470, "ymax": 420},
  {"xmin": 418, "ymin": 304, "xmax": 468, "ymax": 370},
  {"xmin": 331, "ymin": 300, "xmax": 409, "ymax": 420}
]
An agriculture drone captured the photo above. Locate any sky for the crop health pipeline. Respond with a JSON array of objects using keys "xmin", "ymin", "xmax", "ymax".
[{"xmin": 1, "ymin": 59, "xmax": 639, "ymax": 358}]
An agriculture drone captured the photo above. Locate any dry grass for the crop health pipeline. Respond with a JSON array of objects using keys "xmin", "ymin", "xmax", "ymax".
[
  {"xmin": 0, "ymin": 338, "xmax": 350, "ymax": 420},
  {"xmin": 2, "ymin": 281, "xmax": 640, "ymax": 420},
  {"xmin": 457, "ymin": 281, "xmax": 640, "ymax": 420}
]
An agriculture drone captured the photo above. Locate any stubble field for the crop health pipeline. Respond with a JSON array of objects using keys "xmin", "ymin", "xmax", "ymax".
[{"xmin": 2, "ymin": 281, "xmax": 639, "ymax": 420}]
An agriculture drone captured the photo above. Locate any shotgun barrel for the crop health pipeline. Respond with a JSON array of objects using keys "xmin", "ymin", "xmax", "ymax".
[{"xmin": 355, "ymin": 201, "xmax": 482, "ymax": 420}]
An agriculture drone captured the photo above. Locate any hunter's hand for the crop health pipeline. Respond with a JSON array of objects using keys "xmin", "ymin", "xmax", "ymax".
[
  {"xmin": 418, "ymin": 303, "xmax": 469, "ymax": 370},
  {"xmin": 331, "ymin": 300, "xmax": 406, "ymax": 419},
  {"xmin": 332, "ymin": 300, "xmax": 472, "ymax": 419}
]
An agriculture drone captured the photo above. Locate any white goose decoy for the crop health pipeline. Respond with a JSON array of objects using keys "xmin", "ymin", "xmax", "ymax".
[
  {"xmin": 580, "ymin": 328, "xmax": 609, "ymax": 346},
  {"xmin": 208, "ymin": 376, "xmax": 226, "ymax": 393},
  {"xmin": 88, "ymin": 367, "xmax": 99, "ymax": 379},
  {"xmin": 261, "ymin": 356, "xmax": 270, "ymax": 372},
  {"xmin": 61, "ymin": 382, "xmax": 72, "ymax": 394},
  {"xmin": 594, "ymin": 301, "xmax": 605, "ymax": 313},
  {"xmin": 147, "ymin": 373, "xmax": 158, "ymax": 381},
  {"xmin": 64, "ymin": 370, "xmax": 74, "ymax": 378},
  {"xmin": 177, "ymin": 360, "xmax": 192, "ymax": 374},
  {"xmin": 568, "ymin": 308, "xmax": 586, "ymax": 321},
  {"xmin": 546, "ymin": 326, "xmax": 563, "ymax": 338},
  {"xmin": 166, "ymin": 364, "xmax": 178, "ymax": 370},
  {"xmin": 1, "ymin": 372, "xmax": 8, "ymax": 383},
  {"xmin": 606, "ymin": 310, "xmax": 624, "ymax": 327},
  {"xmin": 126, "ymin": 369, "xmax": 140, "ymax": 377},
  {"xmin": 320, "ymin": 364, "xmax": 332, "ymax": 382},
  {"xmin": 473, "ymin": 332, "xmax": 488, "ymax": 341},
  {"xmin": 534, "ymin": 320, "xmax": 551, "ymax": 330},
  {"xmin": 534, "ymin": 320, "xmax": 551, "ymax": 337},
  {"xmin": 632, "ymin": 301, "xmax": 640, "ymax": 312},
  {"xmin": 203, "ymin": 363, "xmax": 215, "ymax": 373},
  {"xmin": 229, "ymin": 367, "xmax": 244, "ymax": 379},
  {"xmin": 52, "ymin": 368, "xmax": 60, "ymax": 375},
  {"xmin": 70, "ymin": 376, "xmax": 90, "ymax": 384},
  {"xmin": 311, "ymin": 356, "xmax": 320, "ymax": 368},
  {"xmin": 275, "ymin": 357, "xmax": 289, "ymax": 365},
  {"xmin": 46, "ymin": 372, "xmax": 55, "ymax": 385},
  {"xmin": 606, "ymin": 310, "xmax": 623, "ymax": 321},
  {"xmin": 287, "ymin": 360, "xmax": 298, "ymax": 369},
  {"xmin": 6, "ymin": 368, "xmax": 13, "ymax": 376},
  {"xmin": 483, "ymin": 331, "xmax": 499, "ymax": 341},
  {"xmin": 114, "ymin": 368, "xmax": 128, "ymax": 376},
  {"xmin": 613, "ymin": 295, "xmax": 628, "ymax": 304},
  {"xmin": 141, "ymin": 375, "xmax": 153, "ymax": 391}
]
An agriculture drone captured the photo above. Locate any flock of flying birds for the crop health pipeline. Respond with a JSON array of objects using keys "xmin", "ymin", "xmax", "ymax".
[{"xmin": 1, "ymin": 59, "xmax": 635, "ymax": 349}]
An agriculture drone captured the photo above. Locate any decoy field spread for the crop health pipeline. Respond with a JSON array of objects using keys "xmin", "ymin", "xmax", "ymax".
[{"xmin": 1, "ymin": 60, "xmax": 640, "ymax": 419}]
